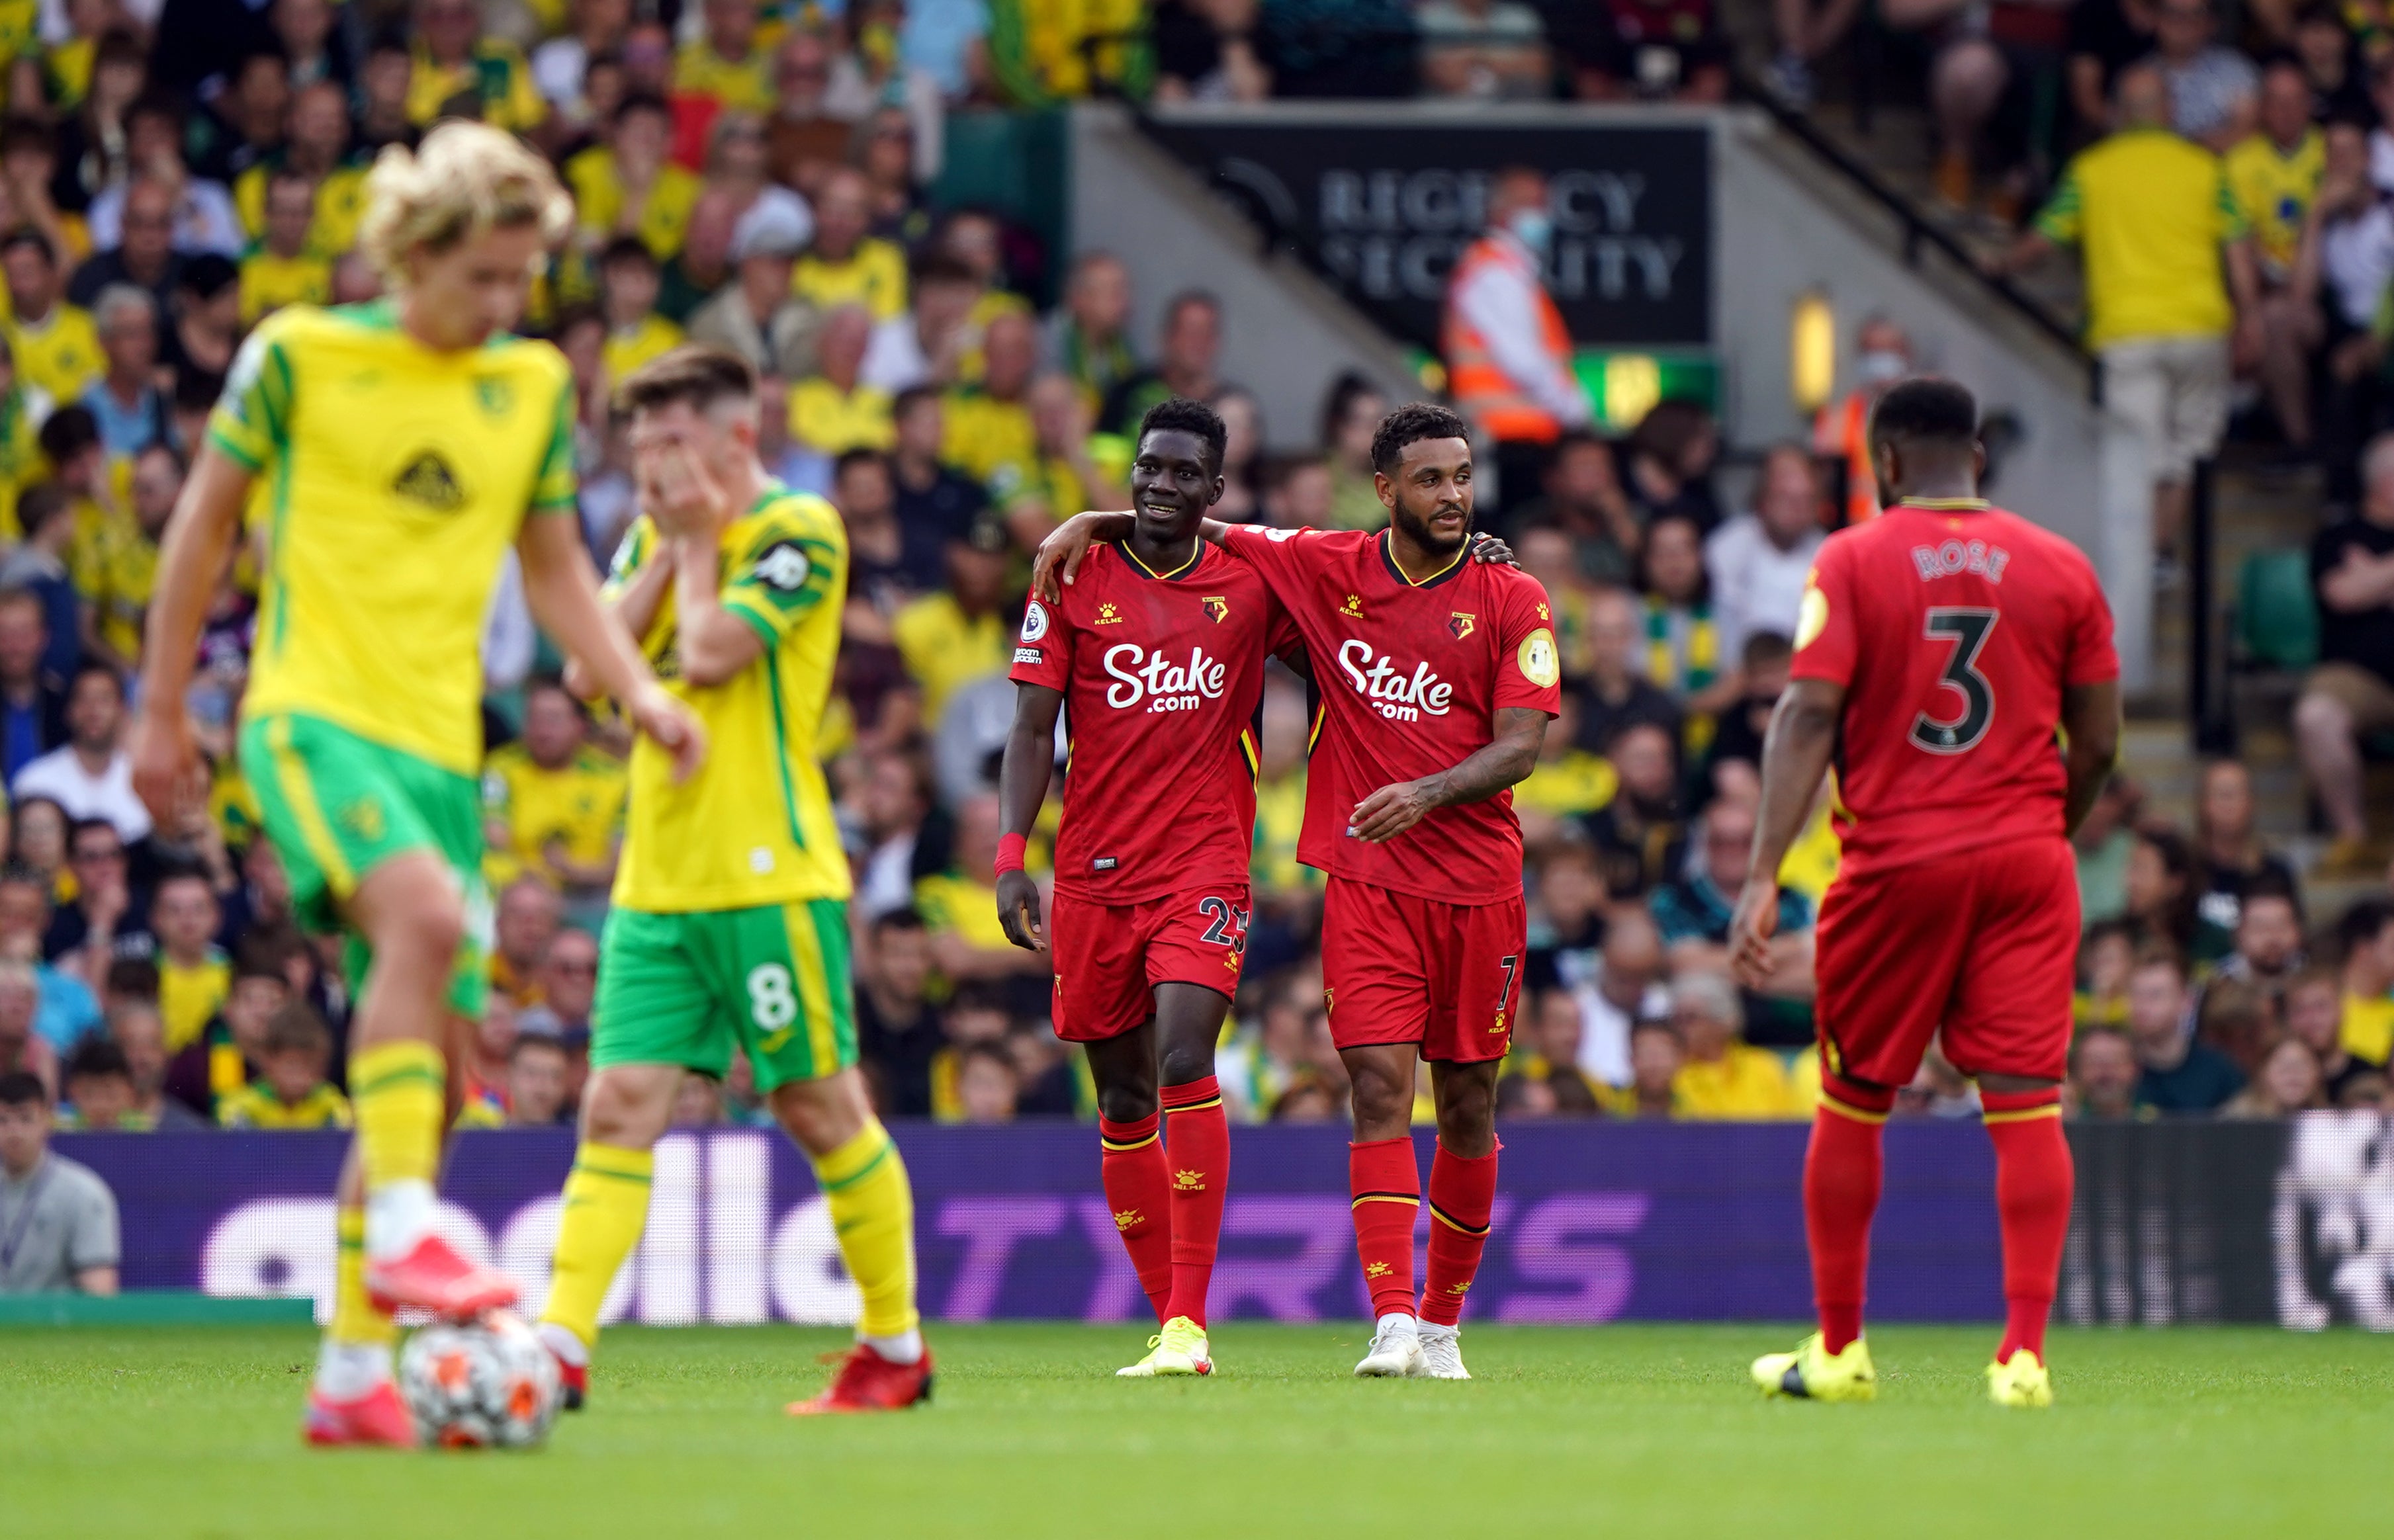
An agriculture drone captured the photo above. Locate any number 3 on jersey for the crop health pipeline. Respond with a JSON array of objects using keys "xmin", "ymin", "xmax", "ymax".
[{"xmin": 1912, "ymin": 607, "xmax": 1998, "ymax": 754}]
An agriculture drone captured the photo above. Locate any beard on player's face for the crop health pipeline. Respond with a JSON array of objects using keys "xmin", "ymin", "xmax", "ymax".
[{"xmin": 1390, "ymin": 484, "xmax": 1474, "ymax": 556}]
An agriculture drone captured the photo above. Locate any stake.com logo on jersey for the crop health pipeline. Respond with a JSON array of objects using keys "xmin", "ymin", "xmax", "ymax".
[
  {"xmin": 1337, "ymin": 638, "xmax": 1451, "ymax": 721},
  {"xmin": 1103, "ymin": 644, "xmax": 1225, "ymax": 712}
]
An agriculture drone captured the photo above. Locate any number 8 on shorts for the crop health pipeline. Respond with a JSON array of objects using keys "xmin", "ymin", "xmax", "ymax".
[{"xmin": 592, "ymin": 900, "xmax": 859, "ymax": 1092}]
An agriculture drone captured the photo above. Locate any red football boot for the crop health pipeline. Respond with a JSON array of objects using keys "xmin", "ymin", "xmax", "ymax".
[
  {"xmin": 364, "ymin": 1233, "xmax": 520, "ymax": 1320},
  {"xmin": 785, "ymin": 1344, "xmax": 935, "ymax": 1415},
  {"xmin": 302, "ymin": 1379, "xmax": 419, "ymax": 1449}
]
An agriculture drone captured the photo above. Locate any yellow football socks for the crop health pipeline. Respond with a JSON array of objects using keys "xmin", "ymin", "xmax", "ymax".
[
  {"xmin": 349, "ymin": 1040, "xmax": 445, "ymax": 1192},
  {"xmin": 540, "ymin": 1142, "xmax": 655, "ymax": 1350},
  {"xmin": 814, "ymin": 1119, "xmax": 920, "ymax": 1339},
  {"xmin": 328, "ymin": 1205, "xmax": 395, "ymax": 1348}
]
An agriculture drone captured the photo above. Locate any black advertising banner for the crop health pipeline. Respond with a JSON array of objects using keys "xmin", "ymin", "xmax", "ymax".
[{"xmin": 1145, "ymin": 116, "xmax": 1712, "ymax": 349}]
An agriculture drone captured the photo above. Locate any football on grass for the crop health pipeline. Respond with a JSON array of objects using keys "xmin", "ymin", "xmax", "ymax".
[{"xmin": 398, "ymin": 1311, "xmax": 561, "ymax": 1449}]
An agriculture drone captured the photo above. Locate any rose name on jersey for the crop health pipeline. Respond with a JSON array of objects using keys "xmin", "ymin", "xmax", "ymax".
[
  {"xmin": 1102, "ymin": 643, "xmax": 1227, "ymax": 712},
  {"xmin": 1910, "ymin": 538, "xmax": 2011, "ymax": 584},
  {"xmin": 1336, "ymin": 638, "xmax": 1454, "ymax": 721}
]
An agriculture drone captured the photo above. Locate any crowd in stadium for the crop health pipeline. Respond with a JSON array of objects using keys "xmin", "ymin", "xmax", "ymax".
[{"xmin": 0, "ymin": 0, "xmax": 2383, "ymax": 1158}]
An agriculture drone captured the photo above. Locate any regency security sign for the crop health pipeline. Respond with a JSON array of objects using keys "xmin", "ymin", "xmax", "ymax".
[{"xmin": 1145, "ymin": 116, "xmax": 1712, "ymax": 348}]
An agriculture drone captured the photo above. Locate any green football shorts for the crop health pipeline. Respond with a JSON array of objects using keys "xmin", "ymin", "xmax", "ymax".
[
  {"xmin": 592, "ymin": 900, "xmax": 858, "ymax": 1091},
  {"xmin": 238, "ymin": 712, "xmax": 492, "ymax": 1018}
]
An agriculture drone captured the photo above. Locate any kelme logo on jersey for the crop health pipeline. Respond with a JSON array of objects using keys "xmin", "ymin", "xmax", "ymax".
[
  {"xmin": 392, "ymin": 450, "xmax": 466, "ymax": 511},
  {"xmin": 1337, "ymin": 638, "xmax": 1453, "ymax": 721},
  {"xmin": 1102, "ymin": 642, "xmax": 1227, "ymax": 712}
]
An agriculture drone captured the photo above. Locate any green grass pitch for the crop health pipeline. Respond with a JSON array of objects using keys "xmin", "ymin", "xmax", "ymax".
[{"xmin": 9, "ymin": 1324, "xmax": 2392, "ymax": 1537}]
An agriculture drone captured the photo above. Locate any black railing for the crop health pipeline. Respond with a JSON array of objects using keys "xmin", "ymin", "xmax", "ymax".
[
  {"xmin": 1726, "ymin": 69, "xmax": 2094, "ymax": 390},
  {"xmin": 2190, "ymin": 456, "xmax": 2232, "ymax": 752}
]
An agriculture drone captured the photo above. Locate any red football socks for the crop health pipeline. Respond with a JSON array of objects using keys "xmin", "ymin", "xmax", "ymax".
[
  {"xmin": 1984, "ymin": 1088, "xmax": 2072, "ymax": 1364},
  {"xmin": 1421, "ymin": 1140, "xmax": 1498, "ymax": 1327},
  {"xmin": 1098, "ymin": 1113, "xmax": 1175, "ymax": 1324},
  {"xmin": 1349, "ymin": 1136, "xmax": 1422, "ymax": 1319},
  {"xmin": 1806, "ymin": 1077, "xmax": 1894, "ymax": 1355},
  {"xmin": 1160, "ymin": 1076, "xmax": 1229, "ymax": 1328}
]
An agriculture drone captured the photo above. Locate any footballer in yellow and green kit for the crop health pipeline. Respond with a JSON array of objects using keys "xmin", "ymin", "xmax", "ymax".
[
  {"xmin": 592, "ymin": 486, "xmax": 856, "ymax": 1088},
  {"xmin": 209, "ymin": 298, "xmax": 581, "ymax": 1015}
]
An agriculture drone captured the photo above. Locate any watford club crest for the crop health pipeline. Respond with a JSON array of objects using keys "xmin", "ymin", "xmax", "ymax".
[
  {"xmin": 1202, "ymin": 595, "xmax": 1229, "ymax": 623},
  {"xmin": 1449, "ymin": 611, "xmax": 1476, "ymax": 640}
]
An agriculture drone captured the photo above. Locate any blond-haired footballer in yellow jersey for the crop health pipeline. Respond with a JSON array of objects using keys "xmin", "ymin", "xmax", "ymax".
[
  {"xmin": 127, "ymin": 123, "xmax": 703, "ymax": 1449},
  {"xmin": 535, "ymin": 346, "xmax": 930, "ymax": 1414}
]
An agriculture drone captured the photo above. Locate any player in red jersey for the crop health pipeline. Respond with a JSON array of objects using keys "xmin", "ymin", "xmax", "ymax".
[
  {"xmin": 1730, "ymin": 378, "xmax": 2121, "ymax": 1410},
  {"xmin": 1035, "ymin": 403, "xmax": 1560, "ymax": 1381},
  {"xmin": 995, "ymin": 399, "xmax": 1303, "ymax": 1379}
]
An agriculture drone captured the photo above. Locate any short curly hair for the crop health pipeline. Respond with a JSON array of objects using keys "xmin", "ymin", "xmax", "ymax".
[
  {"xmin": 358, "ymin": 121, "xmax": 573, "ymax": 286},
  {"xmin": 1369, "ymin": 402, "xmax": 1471, "ymax": 474},
  {"xmin": 1138, "ymin": 396, "xmax": 1227, "ymax": 473}
]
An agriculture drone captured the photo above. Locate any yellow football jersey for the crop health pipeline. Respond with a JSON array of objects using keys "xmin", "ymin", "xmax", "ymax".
[
  {"xmin": 941, "ymin": 388, "xmax": 1036, "ymax": 486},
  {"xmin": 68, "ymin": 508, "xmax": 155, "ymax": 663},
  {"xmin": 606, "ymin": 486, "xmax": 852, "ymax": 912},
  {"xmin": 234, "ymin": 162, "xmax": 370, "ymax": 256},
  {"xmin": 0, "ymin": 387, "xmax": 44, "ymax": 539},
  {"xmin": 603, "ymin": 314, "xmax": 684, "ymax": 384},
  {"xmin": 209, "ymin": 302, "xmax": 578, "ymax": 777},
  {"xmin": 786, "ymin": 378, "xmax": 893, "ymax": 454},
  {"xmin": 159, "ymin": 949, "xmax": 232, "ymax": 1052},
  {"xmin": 672, "ymin": 39, "xmax": 774, "ymax": 112},
  {"xmin": 6, "ymin": 304, "xmax": 103, "ymax": 406},
  {"xmin": 239, "ymin": 249, "xmax": 333, "ymax": 324},
  {"xmin": 481, "ymin": 741, "xmax": 627, "ymax": 886},
  {"xmin": 791, "ymin": 239, "xmax": 908, "ymax": 322},
  {"xmin": 407, "ymin": 40, "xmax": 547, "ymax": 133},
  {"xmin": 566, "ymin": 148, "xmax": 705, "ymax": 265}
]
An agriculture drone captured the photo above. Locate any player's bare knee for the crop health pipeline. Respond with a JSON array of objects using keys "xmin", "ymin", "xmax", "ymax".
[
  {"xmin": 1155, "ymin": 1041, "xmax": 1214, "ymax": 1089},
  {"xmin": 1094, "ymin": 1080, "xmax": 1159, "ymax": 1125},
  {"xmin": 1434, "ymin": 1072, "xmax": 1499, "ymax": 1155}
]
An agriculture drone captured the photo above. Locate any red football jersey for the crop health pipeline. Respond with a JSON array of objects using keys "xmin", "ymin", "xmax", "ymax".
[
  {"xmin": 1790, "ymin": 500, "xmax": 2118, "ymax": 878},
  {"xmin": 1218, "ymin": 525, "xmax": 1562, "ymax": 904},
  {"xmin": 1010, "ymin": 541, "xmax": 1298, "ymax": 902}
]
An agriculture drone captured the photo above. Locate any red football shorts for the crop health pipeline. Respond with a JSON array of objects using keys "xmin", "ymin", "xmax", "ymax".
[
  {"xmin": 1813, "ymin": 835, "xmax": 2080, "ymax": 1088},
  {"xmin": 1319, "ymin": 875, "xmax": 1526, "ymax": 1064},
  {"xmin": 1047, "ymin": 884, "xmax": 1250, "ymax": 1042}
]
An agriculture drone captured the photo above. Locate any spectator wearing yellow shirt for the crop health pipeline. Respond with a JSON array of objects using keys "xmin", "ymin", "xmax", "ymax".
[
  {"xmin": 891, "ymin": 521, "xmax": 1012, "ymax": 726},
  {"xmin": 1667, "ymin": 971, "xmax": 1801, "ymax": 1119},
  {"xmin": 73, "ymin": 441, "xmax": 175, "ymax": 673},
  {"xmin": 237, "ymin": 173, "xmax": 332, "ymax": 325},
  {"xmin": 1, "ymin": 232, "xmax": 101, "ymax": 407},
  {"xmin": 2339, "ymin": 898, "xmax": 2394, "ymax": 1068},
  {"xmin": 0, "ymin": 333, "xmax": 46, "ymax": 540},
  {"xmin": 1512, "ymin": 693, "xmax": 1618, "ymax": 850},
  {"xmin": 942, "ymin": 310, "xmax": 1040, "ymax": 490},
  {"xmin": 598, "ymin": 237, "xmax": 684, "ymax": 383},
  {"xmin": 150, "ymin": 871, "xmax": 230, "ymax": 1054},
  {"xmin": 787, "ymin": 304, "xmax": 894, "ymax": 454},
  {"xmin": 987, "ymin": 371, "xmax": 1128, "ymax": 548},
  {"xmin": 482, "ymin": 678, "xmax": 626, "ymax": 912},
  {"xmin": 1599, "ymin": 1019, "xmax": 1694, "ymax": 1118},
  {"xmin": 567, "ymin": 94, "xmax": 705, "ymax": 265},
  {"xmin": 1994, "ymin": 61, "xmax": 2260, "ymax": 559},
  {"xmin": 406, "ymin": 0, "xmax": 549, "ymax": 133},
  {"xmin": 1250, "ymin": 681, "xmax": 1318, "ymax": 898},
  {"xmin": 793, "ymin": 167, "xmax": 907, "ymax": 322},
  {"xmin": 233, "ymin": 83, "xmax": 367, "ymax": 256},
  {"xmin": 217, "ymin": 1001, "xmax": 352, "ymax": 1129},
  {"xmin": 674, "ymin": 0, "xmax": 776, "ymax": 112},
  {"xmin": 912, "ymin": 792, "xmax": 1050, "ymax": 988},
  {"xmin": 2229, "ymin": 60, "xmax": 2327, "ymax": 452},
  {"xmin": 987, "ymin": 0, "xmax": 1153, "ymax": 105}
]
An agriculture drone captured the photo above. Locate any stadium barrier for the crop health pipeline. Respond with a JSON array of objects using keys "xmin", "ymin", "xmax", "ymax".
[{"xmin": 54, "ymin": 1117, "xmax": 2378, "ymax": 1328}]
